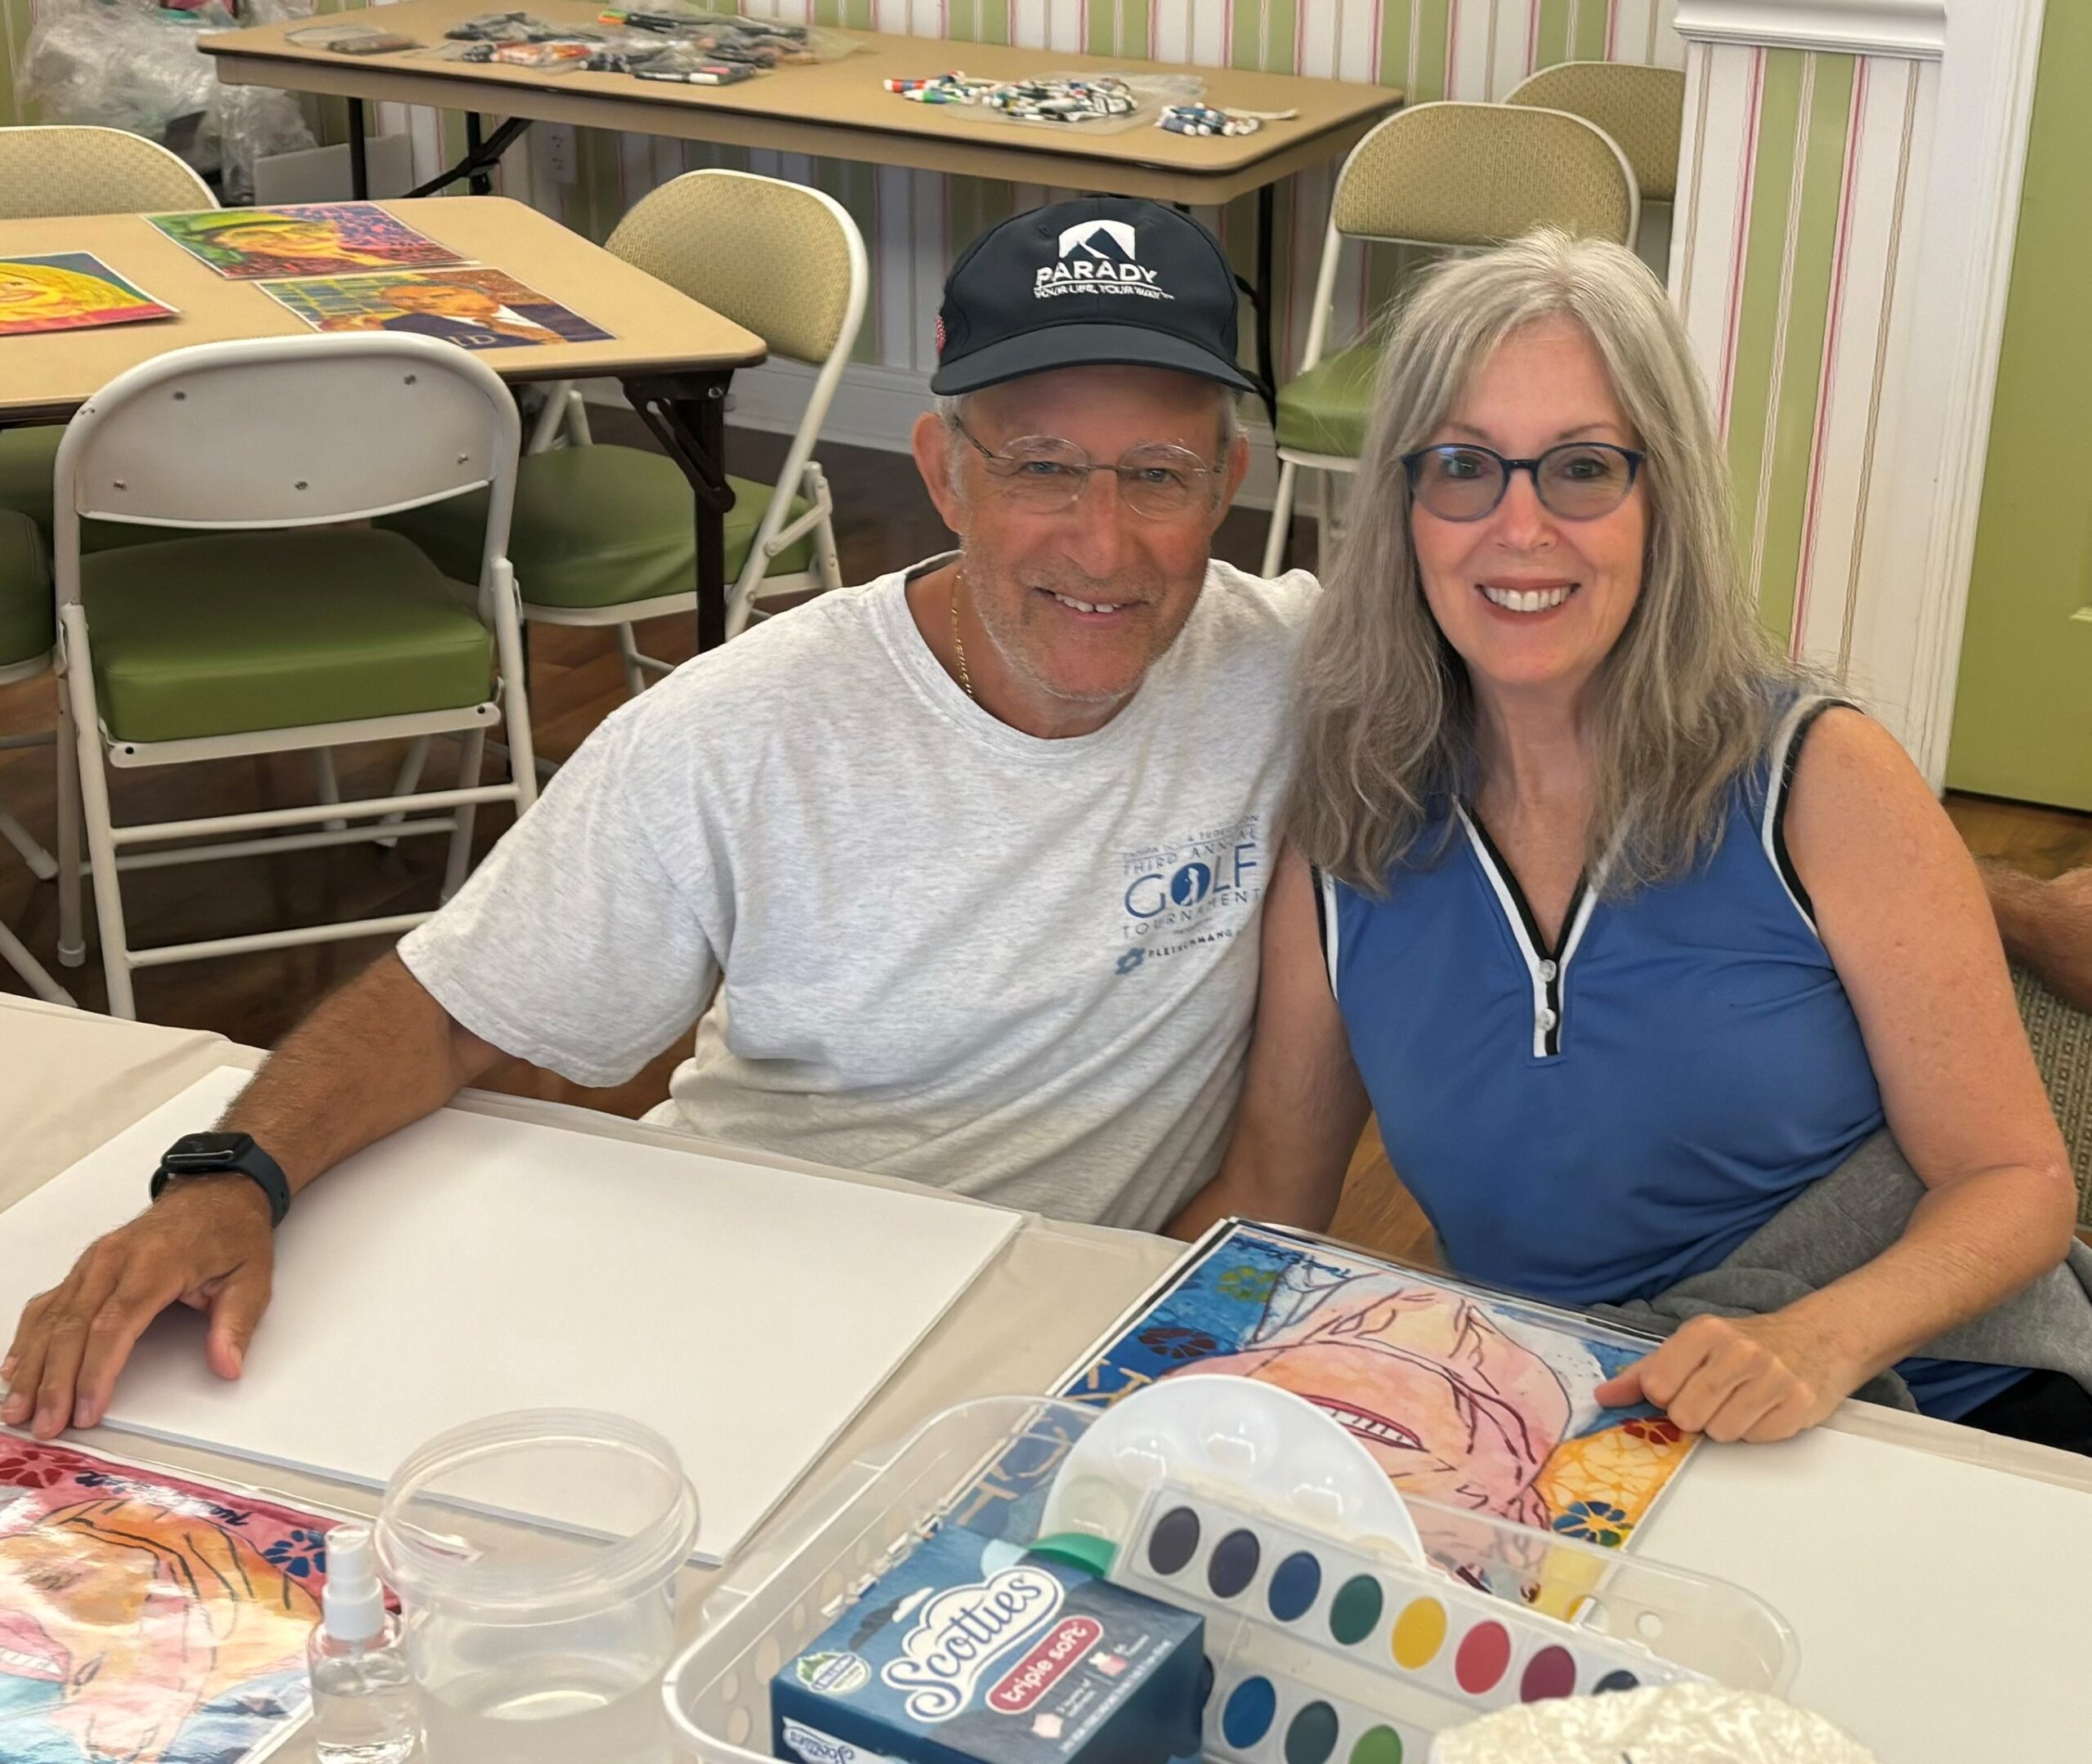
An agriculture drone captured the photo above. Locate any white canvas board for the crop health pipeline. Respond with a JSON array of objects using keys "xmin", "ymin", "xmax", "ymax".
[
  {"xmin": 0, "ymin": 1066, "xmax": 1021, "ymax": 1565},
  {"xmin": 1638, "ymin": 1425, "xmax": 2092, "ymax": 1761}
]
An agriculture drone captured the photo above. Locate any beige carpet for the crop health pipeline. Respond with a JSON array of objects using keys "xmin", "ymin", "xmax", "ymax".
[{"xmin": 2014, "ymin": 964, "xmax": 2092, "ymax": 1230}]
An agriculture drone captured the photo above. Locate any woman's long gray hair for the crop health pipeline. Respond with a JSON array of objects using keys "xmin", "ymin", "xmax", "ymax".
[{"xmin": 1290, "ymin": 229, "xmax": 1812, "ymax": 894}]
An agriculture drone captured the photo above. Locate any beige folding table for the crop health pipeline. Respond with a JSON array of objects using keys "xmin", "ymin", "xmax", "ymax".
[
  {"xmin": 0, "ymin": 196, "xmax": 765, "ymax": 645},
  {"xmin": 200, "ymin": 0, "xmax": 1405, "ymax": 424}
]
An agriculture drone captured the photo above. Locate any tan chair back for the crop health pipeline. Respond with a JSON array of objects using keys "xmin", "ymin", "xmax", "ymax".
[
  {"xmin": 1505, "ymin": 62, "xmax": 1686, "ymax": 203},
  {"xmin": 607, "ymin": 168, "xmax": 865, "ymax": 368},
  {"xmin": 1332, "ymin": 101, "xmax": 1638, "ymax": 248},
  {"xmin": 0, "ymin": 124, "xmax": 216, "ymax": 221}
]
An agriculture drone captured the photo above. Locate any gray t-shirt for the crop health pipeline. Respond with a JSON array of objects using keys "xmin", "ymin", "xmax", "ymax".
[{"xmin": 398, "ymin": 556, "xmax": 1316, "ymax": 1229}]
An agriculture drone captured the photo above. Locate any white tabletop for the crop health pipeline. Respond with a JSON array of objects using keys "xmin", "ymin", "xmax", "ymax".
[{"xmin": 1, "ymin": 995, "xmax": 2086, "ymax": 1761}]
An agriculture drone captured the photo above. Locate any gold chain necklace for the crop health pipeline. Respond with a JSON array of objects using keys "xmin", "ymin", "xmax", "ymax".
[{"xmin": 950, "ymin": 570, "xmax": 974, "ymax": 700}]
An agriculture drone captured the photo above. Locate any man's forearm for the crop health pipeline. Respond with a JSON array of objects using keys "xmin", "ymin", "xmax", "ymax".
[
  {"xmin": 1978, "ymin": 859, "xmax": 2092, "ymax": 1011},
  {"xmin": 218, "ymin": 952, "xmax": 500, "ymax": 1194}
]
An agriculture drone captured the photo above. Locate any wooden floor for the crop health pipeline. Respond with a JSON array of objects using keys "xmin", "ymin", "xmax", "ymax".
[{"xmin": 2, "ymin": 413, "xmax": 2084, "ymax": 1263}]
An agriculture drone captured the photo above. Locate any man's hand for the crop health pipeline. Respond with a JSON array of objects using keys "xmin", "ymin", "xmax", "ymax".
[
  {"xmin": 1594, "ymin": 1311, "xmax": 1865, "ymax": 1443},
  {"xmin": 1, "ymin": 1180, "xmax": 275, "ymax": 1439}
]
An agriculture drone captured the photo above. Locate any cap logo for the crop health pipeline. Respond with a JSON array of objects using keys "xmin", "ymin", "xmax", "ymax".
[{"xmin": 1035, "ymin": 219, "xmax": 1170, "ymax": 302}]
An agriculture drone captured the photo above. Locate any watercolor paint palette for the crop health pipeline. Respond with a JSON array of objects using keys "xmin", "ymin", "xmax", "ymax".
[{"xmin": 1118, "ymin": 1484, "xmax": 1700, "ymax": 1755}]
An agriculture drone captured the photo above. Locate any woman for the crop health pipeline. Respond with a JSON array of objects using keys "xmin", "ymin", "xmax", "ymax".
[{"xmin": 1181, "ymin": 230, "xmax": 2085, "ymax": 1449}]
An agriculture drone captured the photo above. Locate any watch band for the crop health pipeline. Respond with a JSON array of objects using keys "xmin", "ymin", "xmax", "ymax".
[{"xmin": 150, "ymin": 1139, "xmax": 293, "ymax": 1228}]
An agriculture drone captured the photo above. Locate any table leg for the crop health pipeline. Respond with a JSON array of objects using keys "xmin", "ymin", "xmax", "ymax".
[
  {"xmin": 346, "ymin": 98, "xmax": 369, "ymax": 201},
  {"xmin": 464, "ymin": 114, "xmax": 494, "ymax": 196},
  {"xmin": 1249, "ymin": 182, "xmax": 1280, "ymax": 431},
  {"xmin": 623, "ymin": 373, "xmax": 736, "ymax": 652},
  {"xmin": 405, "ymin": 116, "xmax": 535, "ymax": 199}
]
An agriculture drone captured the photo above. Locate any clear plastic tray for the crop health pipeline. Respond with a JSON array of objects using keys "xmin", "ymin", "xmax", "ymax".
[{"xmin": 662, "ymin": 1396, "xmax": 1795, "ymax": 1762}]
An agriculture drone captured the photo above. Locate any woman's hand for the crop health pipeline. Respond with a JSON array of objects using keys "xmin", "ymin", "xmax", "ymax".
[{"xmin": 1594, "ymin": 1310, "xmax": 1866, "ymax": 1442}]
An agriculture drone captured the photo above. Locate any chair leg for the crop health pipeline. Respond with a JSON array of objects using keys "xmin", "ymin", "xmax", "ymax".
[
  {"xmin": 440, "ymin": 729, "xmax": 485, "ymax": 904},
  {"xmin": 0, "ymin": 916, "xmax": 72, "ymax": 1007},
  {"xmin": 615, "ymin": 623, "xmax": 649, "ymax": 699},
  {"xmin": 1263, "ymin": 461, "xmax": 1300, "ymax": 577},
  {"xmin": 55, "ymin": 682, "xmax": 85, "ymax": 969},
  {"xmin": 314, "ymin": 747, "xmax": 346, "ymax": 833},
  {"xmin": 61, "ymin": 648, "xmax": 135, "ymax": 1019},
  {"xmin": 0, "ymin": 802, "xmax": 56, "ymax": 882},
  {"xmin": 373, "ymin": 735, "xmax": 431, "ymax": 849},
  {"xmin": 1317, "ymin": 467, "xmax": 1337, "ymax": 572}
]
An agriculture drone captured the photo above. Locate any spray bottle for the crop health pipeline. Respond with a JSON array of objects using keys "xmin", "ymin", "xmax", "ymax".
[{"xmin": 307, "ymin": 1522, "xmax": 422, "ymax": 1763}]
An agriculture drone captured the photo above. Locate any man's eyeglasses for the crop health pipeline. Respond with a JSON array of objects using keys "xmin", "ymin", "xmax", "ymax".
[
  {"xmin": 953, "ymin": 417, "xmax": 1223, "ymax": 520},
  {"xmin": 1400, "ymin": 441, "xmax": 1644, "ymax": 522}
]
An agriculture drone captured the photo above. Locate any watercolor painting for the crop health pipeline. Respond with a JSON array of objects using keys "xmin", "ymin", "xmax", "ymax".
[
  {"xmin": 1053, "ymin": 1222, "xmax": 1698, "ymax": 1552},
  {"xmin": 0, "ymin": 1437, "xmax": 338, "ymax": 1763},
  {"xmin": 258, "ymin": 267, "xmax": 612, "ymax": 351},
  {"xmin": 0, "ymin": 254, "xmax": 176, "ymax": 337},
  {"xmin": 147, "ymin": 203, "xmax": 464, "ymax": 281}
]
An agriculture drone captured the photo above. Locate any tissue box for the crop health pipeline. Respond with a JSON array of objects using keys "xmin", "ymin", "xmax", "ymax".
[{"xmin": 771, "ymin": 1524, "xmax": 1205, "ymax": 1764}]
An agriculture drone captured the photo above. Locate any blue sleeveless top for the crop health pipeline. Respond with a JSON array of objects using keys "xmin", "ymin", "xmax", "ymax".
[{"xmin": 1325, "ymin": 699, "xmax": 2022, "ymax": 1420}]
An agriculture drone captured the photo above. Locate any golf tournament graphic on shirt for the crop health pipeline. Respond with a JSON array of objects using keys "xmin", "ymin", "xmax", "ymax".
[
  {"xmin": 1034, "ymin": 219, "xmax": 1173, "ymax": 302},
  {"xmin": 1115, "ymin": 813, "xmax": 1263, "ymax": 972}
]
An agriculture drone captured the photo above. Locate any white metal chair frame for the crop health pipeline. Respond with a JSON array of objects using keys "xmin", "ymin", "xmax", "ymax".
[
  {"xmin": 529, "ymin": 170, "xmax": 869, "ymax": 695},
  {"xmin": 51, "ymin": 334, "xmax": 538, "ymax": 1018},
  {"xmin": 0, "ymin": 123, "xmax": 217, "ymax": 1002},
  {"xmin": 1261, "ymin": 102, "xmax": 1641, "ymax": 577}
]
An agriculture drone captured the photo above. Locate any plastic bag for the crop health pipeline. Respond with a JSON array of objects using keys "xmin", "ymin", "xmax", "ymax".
[
  {"xmin": 1434, "ymin": 1685, "xmax": 1881, "ymax": 1764},
  {"xmin": 19, "ymin": 0, "xmax": 318, "ymax": 200}
]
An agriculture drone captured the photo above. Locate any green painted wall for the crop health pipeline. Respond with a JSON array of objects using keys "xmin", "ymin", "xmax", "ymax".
[{"xmin": 1946, "ymin": 0, "xmax": 2092, "ymax": 809}]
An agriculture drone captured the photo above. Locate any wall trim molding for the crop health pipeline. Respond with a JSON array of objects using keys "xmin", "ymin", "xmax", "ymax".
[
  {"xmin": 1673, "ymin": 1, "xmax": 1946, "ymax": 59},
  {"xmin": 1889, "ymin": 0, "xmax": 2048, "ymax": 782}
]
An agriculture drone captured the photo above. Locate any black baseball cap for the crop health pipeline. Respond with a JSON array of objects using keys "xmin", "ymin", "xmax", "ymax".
[{"xmin": 930, "ymin": 196, "xmax": 1258, "ymax": 397}]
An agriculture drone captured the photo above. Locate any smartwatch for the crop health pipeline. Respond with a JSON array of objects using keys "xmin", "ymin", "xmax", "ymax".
[{"xmin": 150, "ymin": 1132, "xmax": 293, "ymax": 1228}]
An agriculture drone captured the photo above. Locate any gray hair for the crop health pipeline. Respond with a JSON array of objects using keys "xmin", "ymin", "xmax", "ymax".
[
  {"xmin": 1290, "ymin": 229, "xmax": 1817, "ymax": 895},
  {"xmin": 932, "ymin": 384, "xmax": 1244, "ymax": 498}
]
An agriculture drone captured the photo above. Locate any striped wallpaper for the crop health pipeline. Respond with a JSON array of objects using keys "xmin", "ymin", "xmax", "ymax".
[{"xmin": 1672, "ymin": 39, "xmax": 1936, "ymax": 672}]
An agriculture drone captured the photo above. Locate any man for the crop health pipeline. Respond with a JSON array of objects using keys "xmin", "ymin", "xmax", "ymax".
[
  {"xmin": 345, "ymin": 280, "xmax": 564, "ymax": 349},
  {"xmin": 1, "ymin": 198, "xmax": 1316, "ymax": 1440}
]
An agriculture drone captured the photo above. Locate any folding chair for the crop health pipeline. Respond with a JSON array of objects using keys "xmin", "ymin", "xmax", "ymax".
[
  {"xmin": 0, "ymin": 125, "xmax": 218, "ymax": 909},
  {"xmin": 53, "ymin": 334, "xmax": 536, "ymax": 1019},
  {"xmin": 1506, "ymin": 61, "xmax": 1685, "ymax": 269},
  {"xmin": 0, "ymin": 513, "xmax": 71, "ymax": 1003},
  {"xmin": 1261, "ymin": 103, "xmax": 1638, "ymax": 577},
  {"xmin": 385, "ymin": 167, "xmax": 868, "ymax": 698}
]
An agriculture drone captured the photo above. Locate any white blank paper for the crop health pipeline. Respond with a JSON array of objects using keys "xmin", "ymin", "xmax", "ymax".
[
  {"xmin": 1638, "ymin": 1424, "xmax": 2092, "ymax": 1762},
  {"xmin": 0, "ymin": 1066, "xmax": 1020, "ymax": 1564}
]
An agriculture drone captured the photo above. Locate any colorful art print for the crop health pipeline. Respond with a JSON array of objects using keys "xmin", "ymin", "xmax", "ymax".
[
  {"xmin": 147, "ymin": 204, "xmax": 466, "ymax": 281},
  {"xmin": 0, "ymin": 253, "xmax": 176, "ymax": 337},
  {"xmin": 257, "ymin": 267, "xmax": 614, "ymax": 351},
  {"xmin": 0, "ymin": 1436, "xmax": 344, "ymax": 1763},
  {"xmin": 1048, "ymin": 1221, "xmax": 1698, "ymax": 1553}
]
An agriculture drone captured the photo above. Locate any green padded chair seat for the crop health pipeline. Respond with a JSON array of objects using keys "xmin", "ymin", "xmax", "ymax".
[
  {"xmin": 81, "ymin": 529, "xmax": 493, "ymax": 745},
  {"xmin": 1274, "ymin": 344, "xmax": 1383, "ymax": 460},
  {"xmin": 0, "ymin": 511, "xmax": 53, "ymax": 669},
  {"xmin": 382, "ymin": 444, "xmax": 815, "ymax": 611}
]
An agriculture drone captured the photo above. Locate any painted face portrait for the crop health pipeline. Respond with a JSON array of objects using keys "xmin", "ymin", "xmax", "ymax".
[
  {"xmin": 0, "ymin": 1494, "xmax": 320, "ymax": 1763},
  {"xmin": 0, "ymin": 265, "xmax": 136, "ymax": 318},
  {"xmin": 1166, "ymin": 1274, "xmax": 1571, "ymax": 1525}
]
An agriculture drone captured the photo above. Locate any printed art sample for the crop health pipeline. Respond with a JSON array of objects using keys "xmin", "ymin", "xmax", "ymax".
[
  {"xmin": 1055, "ymin": 1221, "xmax": 1698, "ymax": 1552},
  {"xmin": 147, "ymin": 203, "xmax": 465, "ymax": 280},
  {"xmin": 0, "ymin": 1436, "xmax": 345, "ymax": 1763},
  {"xmin": 258, "ymin": 266, "xmax": 613, "ymax": 351},
  {"xmin": 0, "ymin": 253, "xmax": 176, "ymax": 336}
]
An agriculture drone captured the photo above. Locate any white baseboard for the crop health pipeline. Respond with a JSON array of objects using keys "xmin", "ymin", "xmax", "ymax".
[{"xmin": 575, "ymin": 360, "xmax": 1292, "ymax": 511}]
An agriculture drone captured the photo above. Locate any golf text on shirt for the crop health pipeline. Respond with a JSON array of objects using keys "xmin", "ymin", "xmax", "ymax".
[
  {"xmin": 1116, "ymin": 814, "xmax": 1263, "ymax": 971},
  {"xmin": 1035, "ymin": 220, "xmax": 1173, "ymax": 301}
]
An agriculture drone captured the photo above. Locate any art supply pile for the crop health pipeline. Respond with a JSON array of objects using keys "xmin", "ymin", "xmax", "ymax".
[
  {"xmin": 429, "ymin": 7, "xmax": 850, "ymax": 77},
  {"xmin": 1158, "ymin": 102, "xmax": 1262, "ymax": 137},
  {"xmin": 885, "ymin": 71, "xmax": 1142, "ymax": 123}
]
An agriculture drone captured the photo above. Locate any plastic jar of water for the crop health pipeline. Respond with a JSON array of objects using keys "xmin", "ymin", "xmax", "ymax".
[{"xmin": 374, "ymin": 1408, "xmax": 700, "ymax": 1764}]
